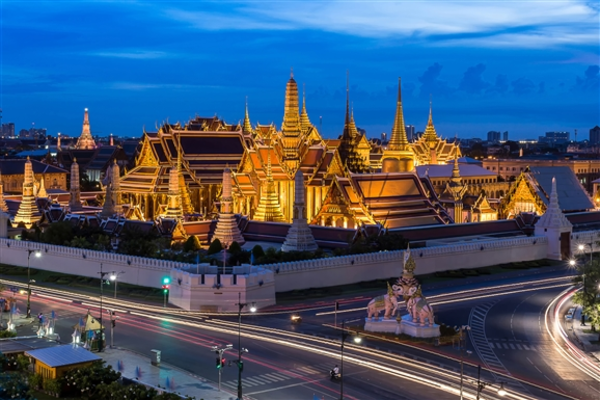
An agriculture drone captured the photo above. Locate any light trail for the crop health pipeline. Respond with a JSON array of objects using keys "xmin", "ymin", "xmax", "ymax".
[{"xmin": 544, "ymin": 288, "xmax": 600, "ymax": 382}]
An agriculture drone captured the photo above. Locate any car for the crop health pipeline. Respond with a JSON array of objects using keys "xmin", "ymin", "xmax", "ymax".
[{"xmin": 18, "ymin": 289, "xmax": 27, "ymax": 295}]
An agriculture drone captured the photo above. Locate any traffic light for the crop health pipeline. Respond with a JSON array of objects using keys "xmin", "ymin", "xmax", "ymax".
[
  {"xmin": 221, "ymin": 358, "xmax": 226, "ymax": 368},
  {"xmin": 216, "ymin": 357, "xmax": 221, "ymax": 368},
  {"xmin": 112, "ymin": 320, "xmax": 116, "ymax": 328},
  {"xmin": 162, "ymin": 277, "xmax": 171, "ymax": 294},
  {"xmin": 238, "ymin": 360, "xmax": 244, "ymax": 372},
  {"xmin": 163, "ymin": 277, "xmax": 171, "ymax": 285},
  {"xmin": 162, "ymin": 284, "xmax": 170, "ymax": 294}
]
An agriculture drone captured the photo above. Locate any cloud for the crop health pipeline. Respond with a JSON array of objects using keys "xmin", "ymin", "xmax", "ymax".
[
  {"xmin": 511, "ymin": 77, "xmax": 536, "ymax": 95},
  {"xmin": 574, "ymin": 65, "xmax": 600, "ymax": 91},
  {"xmin": 88, "ymin": 50, "xmax": 170, "ymax": 59},
  {"xmin": 459, "ymin": 63, "xmax": 490, "ymax": 94},
  {"xmin": 418, "ymin": 63, "xmax": 453, "ymax": 98},
  {"xmin": 486, "ymin": 74, "xmax": 510, "ymax": 95},
  {"xmin": 162, "ymin": 1, "xmax": 599, "ymax": 48}
]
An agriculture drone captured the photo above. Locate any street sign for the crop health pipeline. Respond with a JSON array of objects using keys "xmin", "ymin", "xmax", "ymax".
[{"xmin": 9, "ymin": 287, "xmax": 18, "ymax": 293}]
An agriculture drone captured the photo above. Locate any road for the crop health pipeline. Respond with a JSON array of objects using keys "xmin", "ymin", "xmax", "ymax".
[{"xmin": 2, "ymin": 265, "xmax": 591, "ymax": 400}]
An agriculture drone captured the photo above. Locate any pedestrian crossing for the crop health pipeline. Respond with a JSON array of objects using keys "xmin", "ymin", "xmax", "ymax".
[
  {"xmin": 222, "ymin": 365, "xmax": 330, "ymax": 390},
  {"xmin": 488, "ymin": 342, "xmax": 539, "ymax": 351}
]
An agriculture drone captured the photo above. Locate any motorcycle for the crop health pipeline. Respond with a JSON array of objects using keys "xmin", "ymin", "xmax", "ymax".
[
  {"xmin": 329, "ymin": 369, "xmax": 341, "ymax": 380},
  {"xmin": 291, "ymin": 313, "xmax": 302, "ymax": 324}
]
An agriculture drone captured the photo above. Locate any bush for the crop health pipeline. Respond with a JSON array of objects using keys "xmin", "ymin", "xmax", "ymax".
[
  {"xmin": 43, "ymin": 377, "xmax": 62, "ymax": 397},
  {"xmin": 228, "ymin": 241, "xmax": 242, "ymax": 254},
  {"xmin": 207, "ymin": 239, "xmax": 223, "ymax": 255},
  {"xmin": 29, "ymin": 373, "xmax": 43, "ymax": 390},
  {"xmin": 0, "ymin": 330, "xmax": 17, "ymax": 338},
  {"xmin": 252, "ymin": 245, "xmax": 265, "ymax": 259}
]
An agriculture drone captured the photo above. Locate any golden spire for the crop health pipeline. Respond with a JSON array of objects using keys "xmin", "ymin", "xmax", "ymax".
[
  {"xmin": 242, "ymin": 97, "xmax": 253, "ymax": 134},
  {"xmin": 254, "ymin": 133, "xmax": 286, "ymax": 222},
  {"xmin": 451, "ymin": 154, "xmax": 462, "ymax": 184},
  {"xmin": 300, "ymin": 84, "xmax": 312, "ymax": 131},
  {"xmin": 423, "ymin": 96, "xmax": 438, "ymax": 148},
  {"xmin": 282, "ymin": 69, "xmax": 300, "ymax": 134},
  {"xmin": 388, "ymin": 78, "xmax": 409, "ymax": 151}
]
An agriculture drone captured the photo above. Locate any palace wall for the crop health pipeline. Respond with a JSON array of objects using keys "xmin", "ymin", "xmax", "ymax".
[{"xmin": 259, "ymin": 236, "xmax": 549, "ymax": 292}]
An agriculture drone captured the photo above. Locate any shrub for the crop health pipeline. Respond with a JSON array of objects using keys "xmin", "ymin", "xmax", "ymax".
[
  {"xmin": 43, "ymin": 377, "xmax": 62, "ymax": 397},
  {"xmin": 0, "ymin": 330, "xmax": 17, "ymax": 338},
  {"xmin": 228, "ymin": 241, "xmax": 242, "ymax": 254},
  {"xmin": 207, "ymin": 239, "xmax": 223, "ymax": 255},
  {"xmin": 252, "ymin": 245, "xmax": 265, "ymax": 259},
  {"xmin": 29, "ymin": 372, "xmax": 43, "ymax": 390}
]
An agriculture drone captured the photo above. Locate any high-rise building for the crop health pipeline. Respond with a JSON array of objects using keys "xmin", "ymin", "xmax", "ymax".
[
  {"xmin": 590, "ymin": 126, "xmax": 600, "ymax": 145},
  {"xmin": 503, "ymin": 131, "xmax": 509, "ymax": 141},
  {"xmin": 1, "ymin": 123, "xmax": 15, "ymax": 137},
  {"xmin": 405, "ymin": 125, "xmax": 415, "ymax": 141},
  {"xmin": 487, "ymin": 131, "xmax": 501, "ymax": 143}
]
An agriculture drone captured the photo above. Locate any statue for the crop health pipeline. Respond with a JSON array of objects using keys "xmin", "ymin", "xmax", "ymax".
[
  {"xmin": 366, "ymin": 282, "xmax": 399, "ymax": 320},
  {"xmin": 406, "ymin": 286, "xmax": 435, "ymax": 326}
]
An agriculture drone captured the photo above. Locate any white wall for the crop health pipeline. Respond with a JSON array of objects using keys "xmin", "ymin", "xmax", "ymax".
[
  {"xmin": 260, "ymin": 236, "xmax": 549, "ymax": 292},
  {"xmin": 169, "ymin": 265, "xmax": 275, "ymax": 312}
]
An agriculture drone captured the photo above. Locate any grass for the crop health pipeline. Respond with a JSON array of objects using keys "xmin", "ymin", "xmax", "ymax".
[{"xmin": 0, "ymin": 264, "xmax": 164, "ymax": 304}]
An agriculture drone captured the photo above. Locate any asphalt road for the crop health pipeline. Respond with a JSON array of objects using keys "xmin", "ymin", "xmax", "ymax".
[{"xmin": 16, "ymin": 294, "xmax": 462, "ymax": 400}]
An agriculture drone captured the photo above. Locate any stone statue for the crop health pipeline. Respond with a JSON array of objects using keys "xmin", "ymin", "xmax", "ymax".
[
  {"xmin": 366, "ymin": 282, "xmax": 399, "ymax": 320},
  {"xmin": 406, "ymin": 286, "xmax": 435, "ymax": 326}
]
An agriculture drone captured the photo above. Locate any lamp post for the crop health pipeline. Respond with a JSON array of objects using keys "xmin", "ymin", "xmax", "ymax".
[
  {"xmin": 340, "ymin": 319, "xmax": 362, "ymax": 400},
  {"xmin": 109, "ymin": 271, "xmax": 125, "ymax": 299},
  {"xmin": 458, "ymin": 325, "xmax": 472, "ymax": 400},
  {"xmin": 235, "ymin": 292, "xmax": 256, "ymax": 400},
  {"xmin": 97, "ymin": 263, "xmax": 108, "ymax": 352},
  {"xmin": 475, "ymin": 365, "xmax": 507, "ymax": 399},
  {"xmin": 26, "ymin": 249, "xmax": 41, "ymax": 318}
]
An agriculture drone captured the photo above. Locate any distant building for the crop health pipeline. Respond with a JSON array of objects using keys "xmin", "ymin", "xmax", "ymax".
[
  {"xmin": 487, "ymin": 131, "xmax": 501, "ymax": 143},
  {"xmin": 405, "ymin": 125, "xmax": 415, "ymax": 141},
  {"xmin": 1, "ymin": 122, "xmax": 15, "ymax": 137},
  {"xmin": 502, "ymin": 131, "xmax": 508, "ymax": 141},
  {"xmin": 590, "ymin": 126, "xmax": 600, "ymax": 145},
  {"xmin": 539, "ymin": 131, "xmax": 569, "ymax": 146}
]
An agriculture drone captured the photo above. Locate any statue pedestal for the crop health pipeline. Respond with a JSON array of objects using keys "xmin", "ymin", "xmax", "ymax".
[
  {"xmin": 400, "ymin": 314, "xmax": 440, "ymax": 338},
  {"xmin": 363, "ymin": 317, "xmax": 401, "ymax": 334}
]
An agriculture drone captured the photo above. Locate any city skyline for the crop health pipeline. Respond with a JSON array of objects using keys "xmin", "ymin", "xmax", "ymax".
[{"xmin": 1, "ymin": 1, "xmax": 598, "ymax": 140}]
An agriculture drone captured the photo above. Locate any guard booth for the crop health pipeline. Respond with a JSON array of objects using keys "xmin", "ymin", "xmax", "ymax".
[{"xmin": 73, "ymin": 312, "xmax": 105, "ymax": 352}]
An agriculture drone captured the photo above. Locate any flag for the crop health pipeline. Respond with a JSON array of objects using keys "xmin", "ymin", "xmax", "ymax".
[
  {"xmin": 195, "ymin": 252, "xmax": 200, "ymax": 264},
  {"xmin": 250, "ymin": 252, "xmax": 255, "ymax": 265},
  {"xmin": 117, "ymin": 360, "xmax": 124, "ymax": 372},
  {"xmin": 313, "ymin": 395, "xmax": 320, "ymax": 400},
  {"xmin": 15, "ymin": 307, "xmax": 21, "ymax": 315},
  {"xmin": 51, "ymin": 310, "xmax": 56, "ymax": 320},
  {"xmin": 79, "ymin": 317, "xmax": 85, "ymax": 328},
  {"xmin": 11, "ymin": 304, "xmax": 16, "ymax": 314}
]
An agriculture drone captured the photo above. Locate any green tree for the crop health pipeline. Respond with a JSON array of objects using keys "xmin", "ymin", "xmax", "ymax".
[
  {"xmin": 572, "ymin": 258, "xmax": 600, "ymax": 334},
  {"xmin": 207, "ymin": 238, "xmax": 223, "ymax": 255},
  {"xmin": 116, "ymin": 225, "xmax": 162, "ymax": 257},
  {"xmin": 41, "ymin": 221, "xmax": 75, "ymax": 245},
  {"xmin": 69, "ymin": 236, "xmax": 91, "ymax": 249}
]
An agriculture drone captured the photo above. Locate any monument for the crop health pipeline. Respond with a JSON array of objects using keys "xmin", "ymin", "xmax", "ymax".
[{"xmin": 364, "ymin": 246, "xmax": 440, "ymax": 338}]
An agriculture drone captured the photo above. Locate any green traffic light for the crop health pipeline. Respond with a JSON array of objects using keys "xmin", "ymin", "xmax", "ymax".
[{"xmin": 163, "ymin": 277, "xmax": 171, "ymax": 284}]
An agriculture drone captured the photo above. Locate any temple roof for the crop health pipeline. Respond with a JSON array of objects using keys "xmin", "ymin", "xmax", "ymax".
[
  {"xmin": 416, "ymin": 164, "xmax": 495, "ymax": 179},
  {"xmin": 528, "ymin": 166, "xmax": 594, "ymax": 211},
  {"xmin": 0, "ymin": 159, "xmax": 68, "ymax": 175}
]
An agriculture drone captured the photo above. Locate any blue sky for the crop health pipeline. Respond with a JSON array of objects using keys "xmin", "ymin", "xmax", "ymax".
[{"xmin": 1, "ymin": 1, "xmax": 598, "ymax": 141}]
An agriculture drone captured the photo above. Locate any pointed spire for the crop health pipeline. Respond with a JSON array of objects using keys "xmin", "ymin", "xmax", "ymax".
[
  {"xmin": 282, "ymin": 70, "xmax": 301, "ymax": 134},
  {"xmin": 300, "ymin": 84, "xmax": 312, "ymax": 131},
  {"xmin": 388, "ymin": 78, "xmax": 409, "ymax": 151},
  {"xmin": 451, "ymin": 154, "xmax": 461, "ymax": 184},
  {"xmin": 342, "ymin": 71, "xmax": 359, "ymax": 140},
  {"xmin": 536, "ymin": 177, "xmax": 572, "ymax": 229},
  {"xmin": 242, "ymin": 97, "xmax": 253, "ymax": 134},
  {"xmin": 345, "ymin": 70, "xmax": 350, "ymax": 128},
  {"xmin": 254, "ymin": 136, "xmax": 286, "ymax": 222},
  {"xmin": 69, "ymin": 158, "xmax": 83, "ymax": 212},
  {"xmin": 75, "ymin": 108, "xmax": 96, "ymax": 150},
  {"xmin": 12, "ymin": 157, "xmax": 42, "ymax": 228},
  {"xmin": 37, "ymin": 177, "xmax": 48, "ymax": 198},
  {"xmin": 213, "ymin": 167, "xmax": 245, "ymax": 246},
  {"xmin": 423, "ymin": 96, "xmax": 439, "ymax": 147}
]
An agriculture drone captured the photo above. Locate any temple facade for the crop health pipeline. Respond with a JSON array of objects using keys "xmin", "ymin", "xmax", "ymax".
[
  {"xmin": 110, "ymin": 74, "xmax": 464, "ymax": 233},
  {"xmin": 411, "ymin": 102, "xmax": 461, "ymax": 165}
]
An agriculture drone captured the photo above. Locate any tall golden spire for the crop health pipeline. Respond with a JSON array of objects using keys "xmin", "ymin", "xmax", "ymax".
[
  {"xmin": 75, "ymin": 108, "xmax": 97, "ymax": 150},
  {"xmin": 381, "ymin": 78, "xmax": 415, "ymax": 173},
  {"xmin": 388, "ymin": 78, "xmax": 409, "ymax": 151},
  {"xmin": 282, "ymin": 69, "xmax": 301, "ymax": 134},
  {"xmin": 0, "ymin": 169, "xmax": 7, "ymax": 213},
  {"xmin": 423, "ymin": 97, "xmax": 438, "ymax": 148},
  {"xmin": 254, "ymin": 135, "xmax": 286, "ymax": 222},
  {"xmin": 242, "ymin": 97, "xmax": 253, "ymax": 134},
  {"xmin": 12, "ymin": 157, "xmax": 42, "ymax": 228},
  {"xmin": 342, "ymin": 71, "xmax": 358, "ymax": 140}
]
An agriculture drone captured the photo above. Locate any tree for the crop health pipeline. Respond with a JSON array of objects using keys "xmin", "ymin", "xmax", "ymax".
[
  {"xmin": 571, "ymin": 258, "xmax": 600, "ymax": 333},
  {"xmin": 207, "ymin": 239, "xmax": 223, "ymax": 255},
  {"xmin": 41, "ymin": 221, "xmax": 76, "ymax": 246}
]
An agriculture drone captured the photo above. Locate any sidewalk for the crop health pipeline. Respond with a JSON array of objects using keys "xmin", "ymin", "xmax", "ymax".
[
  {"xmin": 570, "ymin": 306, "xmax": 600, "ymax": 361},
  {"xmin": 99, "ymin": 347, "xmax": 237, "ymax": 400}
]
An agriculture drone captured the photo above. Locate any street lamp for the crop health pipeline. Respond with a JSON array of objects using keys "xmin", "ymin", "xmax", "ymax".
[
  {"xmin": 235, "ymin": 292, "xmax": 256, "ymax": 400},
  {"xmin": 26, "ymin": 249, "xmax": 41, "ymax": 318},
  {"xmin": 109, "ymin": 271, "xmax": 125, "ymax": 299},
  {"xmin": 475, "ymin": 365, "xmax": 508, "ymax": 399},
  {"xmin": 97, "ymin": 263, "xmax": 109, "ymax": 352},
  {"xmin": 340, "ymin": 319, "xmax": 362, "ymax": 400},
  {"xmin": 458, "ymin": 325, "xmax": 472, "ymax": 400}
]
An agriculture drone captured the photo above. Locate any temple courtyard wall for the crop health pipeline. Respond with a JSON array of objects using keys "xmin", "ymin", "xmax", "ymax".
[{"xmin": 0, "ymin": 230, "xmax": 579, "ymax": 311}]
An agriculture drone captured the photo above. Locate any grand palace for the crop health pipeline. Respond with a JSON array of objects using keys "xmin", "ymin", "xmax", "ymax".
[{"xmin": 0, "ymin": 72, "xmax": 595, "ymax": 247}]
